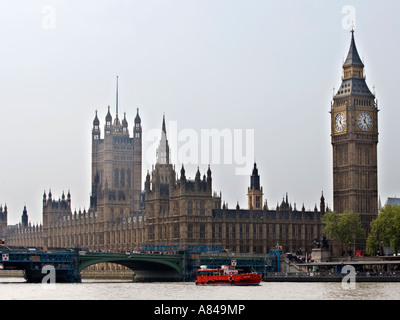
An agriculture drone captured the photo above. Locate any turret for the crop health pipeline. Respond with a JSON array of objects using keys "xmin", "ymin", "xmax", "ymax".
[
  {"xmin": 92, "ymin": 110, "xmax": 100, "ymax": 140},
  {"xmin": 122, "ymin": 112, "xmax": 128, "ymax": 134},
  {"xmin": 132, "ymin": 108, "xmax": 142, "ymax": 211},
  {"xmin": 250, "ymin": 163, "xmax": 260, "ymax": 190},
  {"xmin": 0, "ymin": 204, "xmax": 7, "ymax": 239},
  {"xmin": 247, "ymin": 163, "xmax": 263, "ymax": 210},
  {"xmin": 320, "ymin": 191, "xmax": 325, "ymax": 214},
  {"xmin": 207, "ymin": 165, "xmax": 212, "ymax": 191},
  {"xmin": 145, "ymin": 170, "xmax": 151, "ymax": 192},
  {"xmin": 67, "ymin": 190, "xmax": 71, "ymax": 207},
  {"xmin": 180, "ymin": 165, "xmax": 186, "ymax": 182},
  {"xmin": 0, "ymin": 204, "xmax": 7, "ymax": 222},
  {"xmin": 105, "ymin": 106, "xmax": 112, "ymax": 135},
  {"xmin": 21, "ymin": 206, "xmax": 28, "ymax": 228},
  {"xmin": 134, "ymin": 108, "xmax": 142, "ymax": 137}
]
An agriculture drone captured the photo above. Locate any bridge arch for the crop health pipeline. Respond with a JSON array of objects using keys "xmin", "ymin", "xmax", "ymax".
[{"xmin": 78, "ymin": 252, "xmax": 183, "ymax": 281}]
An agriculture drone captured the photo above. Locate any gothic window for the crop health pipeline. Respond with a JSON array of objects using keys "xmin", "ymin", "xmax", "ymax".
[
  {"xmin": 199, "ymin": 224, "xmax": 205, "ymax": 239},
  {"xmin": 120, "ymin": 170, "xmax": 125, "ymax": 188},
  {"xmin": 127, "ymin": 170, "xmax": 131, "ymax": 188},
  {"xmin": 188, "ymin": 224, "xmax": 193, "ymax": 239},
  {"xmin": 158, "ymin": 226, "xmax": 162, "ymax": 240},
  {"xmin": 174, "ymin": 224, "xmax": 180, "ymax": 239},
  {"xmin": 114, "ymin": 169, "xmax": 119, "ymax": 188},
  {"xmin": 200, "ymin": 200, "xmax": 205, "ymax": 216},
  {"xmin": 149, "ymin": 226, "xmax": 155, "ymax": 240},
  {"xmin": 256, "ymin": 196, "xmax": 261, "ymax": 209},
  {"xmin": 187, "ymin": 201, "xmax": 193, "ymax": 215}
]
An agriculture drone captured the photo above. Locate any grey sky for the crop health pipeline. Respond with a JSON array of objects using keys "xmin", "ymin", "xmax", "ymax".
[{"xmin": 1, "ymin": 0, "xmax": 400, "ymax": 225}]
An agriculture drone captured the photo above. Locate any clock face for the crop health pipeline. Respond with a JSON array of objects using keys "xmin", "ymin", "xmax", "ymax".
[
  {"xmin": 358, "ymin": 112, "xmax": 373, "ymax": 131},
  {"xmin": 334, "ymin": 112, "xmax": 346, "ymax": 132}
]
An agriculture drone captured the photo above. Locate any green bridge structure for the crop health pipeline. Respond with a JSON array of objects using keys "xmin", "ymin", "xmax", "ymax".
[{"xmin": 0, "ymin": 245, "xmax": 280, "ymax": 283}]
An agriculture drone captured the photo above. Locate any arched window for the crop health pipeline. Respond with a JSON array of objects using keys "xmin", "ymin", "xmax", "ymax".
[
  {"xmin": 187, "ymin": 201, "xmax": 193, "ymax": 215},
  {"xmin": 200, "ymin": 200, "xmax": 205, "ymax": 216},
  {"xmin": 188, "ymin": 224, "xmax": 193, "ymax": 239},
  {"xmin": 114, "ymin": 169, "xmax": 119, "ymax": 188},
  {"xmin": 127, "ymin": 170, "xmax": 131, "ymax": 188},
  {"xmin": 120, "ymin": 169, "xmax": 125, "ymax": 187}
]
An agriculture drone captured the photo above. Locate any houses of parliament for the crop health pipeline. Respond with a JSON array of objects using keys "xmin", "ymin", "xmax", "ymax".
[{"xmin": 0, "ymin": 31, "xmax": 378, "ymax": 255}]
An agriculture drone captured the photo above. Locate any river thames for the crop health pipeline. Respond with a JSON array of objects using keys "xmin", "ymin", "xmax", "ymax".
[{"xmin": 1, "ymin": 277, "xmax": 400, "ymax": 300}]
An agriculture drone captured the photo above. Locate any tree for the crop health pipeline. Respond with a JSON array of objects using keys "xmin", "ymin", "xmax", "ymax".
[
  {"xmin": 366, "ymin": 205, "xmax": 400, "ymax": 256},
  {"xmin": 322, "ymin": 211, "xmax": 365, "ymax": 255}
]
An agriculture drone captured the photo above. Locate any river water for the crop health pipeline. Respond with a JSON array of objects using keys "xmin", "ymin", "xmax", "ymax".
[{"xmin": 1, "ymin": 277, "xmax": 400, "ymax": 300}]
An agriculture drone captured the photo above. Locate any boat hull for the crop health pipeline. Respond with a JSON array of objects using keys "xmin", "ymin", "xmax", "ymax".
[{"xmin": 195, "ymin": 273, "xmax": 262, "ymax": 286}]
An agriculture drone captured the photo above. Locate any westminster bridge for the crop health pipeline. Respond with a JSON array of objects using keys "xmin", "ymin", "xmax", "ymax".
[{"xmin": 0, "ymin": 245, "xmax": 278, "ymax": 283}]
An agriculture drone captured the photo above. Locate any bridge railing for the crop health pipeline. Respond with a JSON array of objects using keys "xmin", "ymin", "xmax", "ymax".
[{"xmin": 141, "ymin": 244, "xmax": 223, "ymax": 253}]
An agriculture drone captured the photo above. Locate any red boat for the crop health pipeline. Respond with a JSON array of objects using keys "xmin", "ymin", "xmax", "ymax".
[{"xmin": 195, "ymin": 262, "xmax": 262, "ymax": 286}]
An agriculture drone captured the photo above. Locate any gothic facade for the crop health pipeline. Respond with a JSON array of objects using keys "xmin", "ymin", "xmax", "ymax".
[
  {"xmin": 4, "ymin": 110, "xmax": 326, "ymax": 255},
  {"xmin": 4, "ymin": 32, "xmax": 381, "ymax": 256},
  {"xmin": 143, "ymin": 118, "xmax": 326, "ymax": 254},
  {"xmin": 6, "ymin": 106, "xmax": 146, "ymax": 251}
]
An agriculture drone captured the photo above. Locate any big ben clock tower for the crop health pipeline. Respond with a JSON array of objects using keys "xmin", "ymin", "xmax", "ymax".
[{"xmin": 331, "ymin": 30, "xmax": 378, "ymax": 237}]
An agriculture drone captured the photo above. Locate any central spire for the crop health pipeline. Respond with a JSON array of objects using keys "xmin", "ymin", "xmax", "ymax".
[
  {"xmin": 343, "ymin": 29, "xmax": 364, "ymax": 69},
  {"xmin": 116, "ymin": 75, "xmax": 119, "ymax": 116},
  {"xmin": 162, "ymin": 113, "xmax": 166, "ymax": 134},
  {"xmin": 156, "ymin": 114, "xmax": 170, "ymax": 164}
]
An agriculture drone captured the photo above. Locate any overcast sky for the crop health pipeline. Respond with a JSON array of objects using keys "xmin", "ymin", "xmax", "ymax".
[{"xmin": 1, "ymin": 0, "xmax": 400, "ymax": 225}]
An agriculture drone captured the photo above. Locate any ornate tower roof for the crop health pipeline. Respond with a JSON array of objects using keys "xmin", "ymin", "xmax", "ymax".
[
  {"xmin": 250, "ymin": 163, "xmax": 260, "ymax": 190},
  {"xmin": 134, "ymin": 108, "xmax": 141, "ymax": 124},
  {"xmin": 334, "ymin": 30, "xmax": 374, "ymax": 99},
  {"xmin": 343, "ymin": 30, "xmax": 364, "ymax": 68},
  {"xmin": 93, "ymin": 110, "xmax": 99, "ymax": 126},
  {"xmin": 21, "ymin": 206, "xmax": 28, "ymax": 228},
  {"xmin": 122, "ymin": 112, "xmax": 128, "ymax": 127}
]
